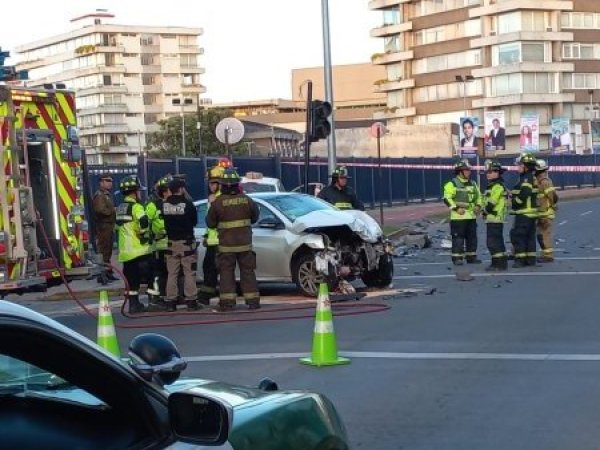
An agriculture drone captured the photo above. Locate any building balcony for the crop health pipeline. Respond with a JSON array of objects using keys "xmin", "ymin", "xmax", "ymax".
[
  {"xmin": 180, "ymin": 65, "xmax": 206, "ymax": 74},
  {"xmin": 141, "ymin": 65, "xmax": 162, "ymax": 74},
  {"xmin": 370, "ymin": 22, "xmax": 412, "ymax": 38},
  {"xmin": 472, "ymin": 62, "xmax": 574, "ymax": 78},
  {"xmin": 141, "ymin": 44, "xmax": 160, "ymax": 53},
  {"xmin": 143, "ymin": 105, "xmax": 164, "ymax": 114},
  {"xmin": 373, "ymin": 106, "xmax": 416, "ymax": 120},
  {"xmin": 77, "ymin": 103, "xmax": 129, "ymax": 116},
  {"xmin": 142, "ymin": 84, "xmax": 163, "ymax": 94},
  {"xmin": 181, "ymin": 83, "xmax": 207, "ymax": 94},
  {"xmin": 368, "ymin": 0, "xmax": 410, "ymax": 10},
  {"xmin": 470, "ymin": 0, "xmax": 573, "ymax": 17},
  {"xmin": 179, "ymin": 45, "xmax": 204, "ymax": 54},
  {"xmin": 95, "ymin": 45, "xmax": 126, "ymax": 53},
  {"xmin": 372, "ymin": 50, "xmax": 414, "ymax": 65},
  {"xmin": 471, "ymin": 31, "xmax": 574, "ymax": 48},
  {"xmin": 472, "ymin": 93, "xmax": 575, "ymax": 108},
  {"xmin": 79, "ymin": 123, "xmax": 130, "ymax": 136},
  {"xmin": 77, "ymin": 84, "xmax": 128, "ymax": 96},
  {"xmin": 374, "ymin": 78, "xmax": 415, "ymax": 93}
]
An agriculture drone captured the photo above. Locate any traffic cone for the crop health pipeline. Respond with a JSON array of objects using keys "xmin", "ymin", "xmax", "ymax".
[
  {"xmin": 300, "ymin": 282, "xmax": 350, "ymax": 367},
  {"xmin": 97, "ymin": 290, "xmax": 120, "ymax": 358}
]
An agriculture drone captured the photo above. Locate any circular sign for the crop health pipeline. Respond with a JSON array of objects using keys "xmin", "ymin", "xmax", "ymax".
[
  {"xmin": 369, "ymin": 122, "xmax": 386, "ymax": 138},
  {"xmin": 216, "ymin": 118, "xmax": 245, "ymax": 145}
]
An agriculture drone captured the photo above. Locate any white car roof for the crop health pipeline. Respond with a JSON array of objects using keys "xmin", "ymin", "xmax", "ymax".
[{"xmin": 240, "ymin": 177, "xmax": 280, "ymax": 184}]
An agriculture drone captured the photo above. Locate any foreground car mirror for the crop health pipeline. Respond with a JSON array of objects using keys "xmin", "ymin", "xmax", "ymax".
[
  {"xmin": 169, "ymin": 392, "xmax": 232, "ymax": 446},
  {"xmin": 257, "ymin": 218, "xmax": 283, "ymax": 229}
]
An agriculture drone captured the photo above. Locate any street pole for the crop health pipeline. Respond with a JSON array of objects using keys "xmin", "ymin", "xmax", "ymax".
[
  {"xmin": 377, "ymin": 128, "xmax": 384, "ymax": 227},
  {"xmin": 197, "ymin": 121, "xmax": 202, "ymax": 156},
  {"xmin": 589, "ymin": 90, "xmax": 594, "ymax": 152},
  {"xmin": 321, "ymin": 0, "xmax": 336, "ymax": 176},
  {"xmin": 180, "ymin": 100, "xmax": 186, "ymax": 157},
  {"xmin": 304, "ymin": 81, "xmax": 313, "ymax": 195},
  {"xmin": 137, "ymin": 130, "xmax": 142, "ymax": 155}
]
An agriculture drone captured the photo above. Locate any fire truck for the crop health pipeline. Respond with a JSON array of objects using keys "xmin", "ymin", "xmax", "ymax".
[{"xmin": 0, "ymin": 84, "xmax": 98, "ymax": 295}]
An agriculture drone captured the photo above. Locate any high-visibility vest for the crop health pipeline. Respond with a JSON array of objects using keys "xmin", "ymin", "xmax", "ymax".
[{"xmin": 116, "ymin": 196, "xmax": 151, "ymax": 262}]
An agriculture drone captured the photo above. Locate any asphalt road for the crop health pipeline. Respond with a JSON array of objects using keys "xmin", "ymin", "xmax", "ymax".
[{"xmin": 17, "ymin": 197, "xmax": 600, "ymax": 450}]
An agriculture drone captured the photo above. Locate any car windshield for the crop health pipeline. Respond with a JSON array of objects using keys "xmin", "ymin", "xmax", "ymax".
[
  {"xmin": 264, "ymin": 194, "xmax": 333, "ymax": 222},
  {"xmin": 241, "ymin": 182, "xmax": 277, "ymax": 193}
]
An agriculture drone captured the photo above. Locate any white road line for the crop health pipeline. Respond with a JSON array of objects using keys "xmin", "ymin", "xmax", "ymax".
[
  {"xmin": 393, "ymin": 271, "xmax": 600, "ymax": 280},
  {"xmin": 394, "ymin": 256, "xmax": 600, "ymax": 267},
  {"xmin": 186, "ymin": 352, "xmax": 600, "ymax": 363},
  {"xmin": 558, "ymin": 220, "xmax": 568, "ymax": 226},
  {"xmin": 580, "ymin": 211, "xmax": 593, "ymax": 217}
]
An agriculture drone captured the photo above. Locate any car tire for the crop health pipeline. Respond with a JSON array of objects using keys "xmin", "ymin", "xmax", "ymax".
[
  {"xmin": 292, "ymin": 252, "xmax": 337, "ymax": 297},
  {"xmin": 361, "ymin": 254, "xmax": 393, "ymax": 288}
]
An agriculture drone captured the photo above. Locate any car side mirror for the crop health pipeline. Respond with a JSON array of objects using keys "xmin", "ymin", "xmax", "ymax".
[
  {"xmin": 169, "ymin": 391, "xmax": 232, "ymax": 446},
  {"xmin": 257, "ymin": 217, "xmax": 283, "ymax": 229}
]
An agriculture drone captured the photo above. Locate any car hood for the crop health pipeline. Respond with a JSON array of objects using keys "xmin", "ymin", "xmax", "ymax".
[{"xmin": 290, "ymin": 209, "xmax": 383, "ymax": 243}]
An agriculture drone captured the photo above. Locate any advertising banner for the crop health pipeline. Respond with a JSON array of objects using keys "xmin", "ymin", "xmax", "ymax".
[
  {"xmin": 459, "ymin": 116, "xmax": 480, "ymax": 159},
  {"xmin": 484, "ymin": 110, "xmax": 506, "ymax": 152},
  {"xmin": 551, "ymin": 117, "xmax": 571, "ymax": 153},
  {"xmin": 520, "ymin": 114, "xmax": 539, "ymax": 152},
  {"xmin": 591, "ymin": 120, "xmax": 600, "ymax": 154}
]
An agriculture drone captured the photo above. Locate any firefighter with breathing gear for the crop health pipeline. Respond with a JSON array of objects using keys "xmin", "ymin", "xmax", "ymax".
[
  {"xmin": 162, "ymin": 177, "xmax": 199, "ymax": 312},
  {"xmin": 535, "ymin": 159, "xmax": 558, "ymax": 262},
  {"xmin": 145, "ymin": 175, "xmax": 172, "ymax": 302},
  {"xmin": 510, "ymin": 153, "xmax": 539, "ymax": 268},
  {"xmin": 482, "ymin": 160, "xmax": 508, "ymax": 271},
  {"xmin": 92, "ymin": 174, "xmax": 118, "ymax": 285},
  {"xmin": 116, "ymin": 175, "xmax": 165, "ymax": 314},
  {"xmin": 443, "ymin": 159, "xmax": 482, "ymax": 265},
  {"xmin": 198, "ymin": 164, "xmax": 224, "ymax": 305},
  {"xmin": 206, "ymin": 168, "xmax": 260, "ymax": 311},
  {"xmin": 318, "ymin": 165, "xmax": 365, "ymax": 211}
]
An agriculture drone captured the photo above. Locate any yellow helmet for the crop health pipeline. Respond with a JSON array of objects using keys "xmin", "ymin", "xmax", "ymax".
[{"xmin": 207, "ymin": 165, "xmax": 225, "ymax": 182}]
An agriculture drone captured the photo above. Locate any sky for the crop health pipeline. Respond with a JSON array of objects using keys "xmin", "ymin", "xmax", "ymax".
[{"xmin": 2, "ymin": 0, "xmax": 381, "ymax": 102}]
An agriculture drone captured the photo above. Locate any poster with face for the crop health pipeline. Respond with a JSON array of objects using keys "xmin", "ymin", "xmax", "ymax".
[
  {"xmin": 484, "ymin": 111, "xmax": 505, "ymax": 151},
  {"xmin": 592, "ymin": 119, "xmax": 600, "ymax": 153},
  {"xmin": 520, "ymin": 114, "xmax": 539, "ymax": 152},
  {"xmin": 459, "ymin": 116, "xmax": 480, "ymax": 158},
  {"xmin": 551, "ymin": 117, "xmax": 571, "ymax": 153}
]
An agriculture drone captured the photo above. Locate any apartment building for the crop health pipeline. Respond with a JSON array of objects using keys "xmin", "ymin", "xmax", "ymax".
[
  {"xmin": 16, "ymin": 11, "xmax": 204, "ymax": 163},
  {"xmin": 369, "ymin": 0, "xmax": 600, "ymax": 153}
]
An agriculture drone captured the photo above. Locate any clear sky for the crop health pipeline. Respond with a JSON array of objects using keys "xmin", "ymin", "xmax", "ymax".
[{"xmin": 2, "ymin": 0, "xmax": 380, "ymax": 102}]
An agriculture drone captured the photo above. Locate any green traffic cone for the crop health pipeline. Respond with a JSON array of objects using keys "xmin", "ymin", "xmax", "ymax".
[
  {"xmin": 300, "ymin": 283, "xmax": 350, "ymax": 367},
  {"xmin": 97, "ymin": 290, "xmax": 120, "ymax": 358}
]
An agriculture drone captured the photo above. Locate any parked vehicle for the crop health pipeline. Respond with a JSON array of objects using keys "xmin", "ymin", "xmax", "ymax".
[
  {"xmin": 0, "ymin": 300, "xmax": 349, "ymax": 450},
  {"xmin": 195, "ymin": 193, "xmax": 394, "ymax": 296},
  {"xmin": 239, "ymin": 172, "xmax": 285, "ymax": 193}
]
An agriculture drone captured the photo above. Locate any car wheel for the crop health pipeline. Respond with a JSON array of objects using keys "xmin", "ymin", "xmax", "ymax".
[
  {"xmin": 292, "ymin": 252, "xmax": 337, "ymax": 297},
  {"xmin": 361, "ymin": 254, "xmax": 393, "ymax": 288}
]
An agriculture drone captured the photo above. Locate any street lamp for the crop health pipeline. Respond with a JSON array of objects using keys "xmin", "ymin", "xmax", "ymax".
[
  {"xmin": 456, "ymin": 74, "xmax": 475, "ymax": 117},
  {"xmin": 172, "ymin": 97, "xmax": 193, "ymax": 156}
]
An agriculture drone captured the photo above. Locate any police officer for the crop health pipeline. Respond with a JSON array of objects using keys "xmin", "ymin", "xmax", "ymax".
[
  {"xmin": 116, "ymin": 175, "xmax": 162, "ymax": 314},
  {"xmin": 510, "ymin": 153, "xmax": 539, "ymax": 268},
  {"xmin": 198, "ymin": 165, "xmax": 224, "ymax": 305},
  {"xmin": 162, "ymin": 177, "xmax": 199, "ymax": 312},
  {"xmin": 443, "ymin": 159, "xmax": 482, "ymax": 265},
  {"xmin": 318, "ymin": 166, "xmax": 364, "ymax": 210},
  {"xmin": 535, "ymin": 159, "xmax": 558, "ymax": 262},
  {"xmin": 92, "ymin": 174, "xmax": 117, "ymax": 284},
  {"xmin": 146, "ymin": 175, "xmax": 172, "ymax": 302},
  {"xmin": 206, "ymin": 168, "xmax": 259, "ymax": 310},
  {"xmin": 482, "ymin": 160, "xmax": 508, "ymax": 271}
]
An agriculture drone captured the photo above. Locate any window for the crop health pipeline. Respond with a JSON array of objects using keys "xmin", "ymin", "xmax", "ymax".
[
  {"xmin": 498, "ymin": 11, "xmax": 547, "ymax": 34},
  {"xmin": 143, "ymin": 94, "xmax": 158, "ymax": 105},
  {"xmin": 413, "ymin": 49, "xmax": 481, "ymax": 74},
  {"xmin": 386, "ymin": 64, "xmax": 403, "ymax": 81},
  {"xmin": 144, "ymin": 113, "xmax": 159, "ymax": 124},
  {"xmin": 140, "ymin": 34, "xmax": 156, "ymax": 46},
  {"xmin": 493, "ymin": 42, "xmax": 549, "ymax": 65},
  {"xmin": 384, "ymin": 36, "xmax": 401, "ymax": 53},
  {"xmin": 561, "ymin": 12, "xmax": 600, "ymax": 29},
  {"xmin": 141, "ymin": 54, "xmax": 155, "ymax": 65},
  {"xmin": 490, "ymin": 73, "xmax": 557, "ymax": 96},
  {"xmin": 180, "ymin": 54, "xmax": 198, "ymax": 68},
  {"xmin": 142, "ymin": 75, "xmax": 155, "ymax": 86},
  {"xmin": 413, "ymin": 80, "xmax": 482, "ymax": 103},
  {"xmin": 382, "ymin": 8, "xmax": 400, "ymax": 26}
]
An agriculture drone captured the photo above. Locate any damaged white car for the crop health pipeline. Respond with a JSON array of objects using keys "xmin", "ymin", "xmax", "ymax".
[{"xmin": 194, "ymin": 193, "xmax": 394, "ymax": 297}]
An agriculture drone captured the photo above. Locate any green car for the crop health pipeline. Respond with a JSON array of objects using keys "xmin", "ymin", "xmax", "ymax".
[{"xmin": 0, "ymin": 300, "xmax": 349, "ymax": 450}]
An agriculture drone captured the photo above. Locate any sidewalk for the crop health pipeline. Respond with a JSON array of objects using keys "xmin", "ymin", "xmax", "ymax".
[{"xmin": 369, "ymin": 186, "xmax": 600, "ymax": 234}]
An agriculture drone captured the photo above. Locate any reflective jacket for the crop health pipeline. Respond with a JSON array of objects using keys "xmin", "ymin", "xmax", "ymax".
[
  {"xmin": 205, "ymin": 191, "xmax": 221, "ymax": 247},
  {"xmin": 206, "ymin": 193, "xmax": 259, "ymax": 253},
  {"xmin": 318, "ymin": 184, "xmax": 365, "ymax": 211},
  {"xmin": 116, "ymin": 195, "xmax": 151, "ymax": 262},
  {"xmin": 511, "ymin": 172, "xmax": 538, "ymax": 218},
  {"xmin": 536, "ymin": 174, "xmax": 558, "ymax": 219},
  {"xmin": 146, "ymin": 197, "xmax": 168, "ymax": 251},
  {"xmin": 443, "ymin": 175, "xmax": 482, "ymax": 220},
  {"xmin": 483, "ymin": 179, "xmax": 507, "ymax": 223}
]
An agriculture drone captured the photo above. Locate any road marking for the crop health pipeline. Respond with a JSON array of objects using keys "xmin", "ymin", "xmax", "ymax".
[
  {"xmin": 558, "ymin": 220, "xmax": 568, "ymax": 226},
  {"xmin": 187, "ymin": 352, "xmax": 600, "ymax": 363},
  {"xmin": 394, "ymin": 256, "xmax": 600, "ymax": 267},
  {"xmin": 580, "ymin": 211, "xmax": 593, "ymax": 217},
  {"xmin": 393, "ymin": 271, "xmax": 600, "ymax": 280}
]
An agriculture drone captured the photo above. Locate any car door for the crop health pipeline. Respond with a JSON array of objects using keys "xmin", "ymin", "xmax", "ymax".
[
  {"xmin": 194, "ymin": 201, "xmax": 208, "ymax": 282},
  {"xmin": 252, "ymin": 201, "xmax": 291, "ymax": 280}
]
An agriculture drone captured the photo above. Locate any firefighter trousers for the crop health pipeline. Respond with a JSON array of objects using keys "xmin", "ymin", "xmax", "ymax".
[
  {"xmin": 510, "ymin": 215, "xmax": 537, "ymax": 265},
  {"xmin": 165, "ymin": 240, "xmax": 198, "ymax": 302},
  {"xmin": 450, "ymin": 219, "xmax": 478, "ymax": 263},
  {"xmin": 537, "ymin": 218, "xmax": 554, "ymax": 259},
  {"xmin": 122, "ymin": 254, "xmax": 152, "ymax": 298},
  {"xmin": 217, "ymin": 251, "xmax": 259, "ymax": 307},
  {"xmin": 148, "ymin": 250, "xmax": 167, "ymax": 297},
  {"xmin": 486, "ymin": 223, "xmax": 507, "ymax": 268},
  {"xmin": 199, "ymin": 245, "xmax": 218, "ymax": 301},
  {"xmin": 96, "ymin": 223, "xmax": 114, "ymax": 265}
]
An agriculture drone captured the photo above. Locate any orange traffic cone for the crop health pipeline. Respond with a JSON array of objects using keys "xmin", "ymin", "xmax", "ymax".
[
  {"xmin": 97, "ymin": 290, "xmax": 120, "ymax": 357},
  {"xmin": 300, "ymin": 282, "xmax": 350, "ymax": 367}
]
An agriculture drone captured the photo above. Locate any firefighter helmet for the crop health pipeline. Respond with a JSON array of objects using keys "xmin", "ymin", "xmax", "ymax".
[
  {"xmin": 207, "ymin": 165, "xmax": 225, "ymax": 182},
  {"xmin": 155, "ymin": 174, "xmax": 173, "ymax": 191},
  {"xmin": 220, "ymin": 168, "xmax": 241, "ymax": 185},
  {"xmin": 332, "ymin": 165, "xmax": 350, "ymax": 179},
  {"xmin": 536, "ymin": 159, "xmax": 549, "ymax": 172},
  {"xmin": 119, "ymin": 175, "xmax": 143, "ymax": 193},
  {"xmin": 454, "ymin": 159, "xmax": 472, "ymax": 172},
  {"xmin": 516, "ymin": 153, "xmax": 537, "ymax": 166},
  {"xmin": 217, "ymin": 158, "xmax": 232, "ymax": 169},
  {"xmin": 128, "ymin": 333, "xmax": 187, "ymax": 386},
  {"xmin": 484, "ymin": 159, "xmax": 505, "ymax": 173}
]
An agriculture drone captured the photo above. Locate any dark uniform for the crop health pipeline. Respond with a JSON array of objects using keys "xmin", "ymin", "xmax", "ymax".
[
  {"xmin": 535, "ymin": 160, "xmax": 558, "ymax": 262},
  {"xmin": 510, "ymin": 154, "xmax": 538, "ymax": 268},
  {"xmin": 206, "ymin": 168, "xmax": 260, "ymax": 310},
  {"xmin": 482, "ymin": 161, "xmax": 508, "ymax": 271},
  {"xmin": 318, "ymin": 166, "xmax": 364, "ymax": 210},
  {"xmin": 162, "ymin": 178, "xmax": 199, "ymax": 311},
  {"xmin": 92, "ymin": 174, "xmax": 116, "ymax": 283},
  {"xmin": 146, "ymin": 175, "xmax": 171, "ymax": 300}
]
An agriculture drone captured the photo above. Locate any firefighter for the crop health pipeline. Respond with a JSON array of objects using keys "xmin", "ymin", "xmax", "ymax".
[
  {"xmin": 510, "ymin": 153, "xmax": 539, "ymax": 268},
  {"xmin": 482, "ymin": 160, "xmax": 508, "ymax": 271},
  {"xmin": 443, "ymin": 159, "xmax": 482, "ymax": 265},
  {"xmin": 162, "ymin": 177, "xmax": 199, "ymax": 312},
  {"xmin": 92, "ymin": 174, "xmax": 117, "ymax": 284},
  {"xmin": 116, "ymin": 175, "xmax": 164, "ymax": 314},
  {"xmin": 535, "ymin": 159, "xmax": 558, "ymax": 262},
  {"xmin": 146, "ymin": 175, "xmax": 172, "ymax": 302},
  {"xmin": 206, "ymin": 168, "xmax": 260, "ymax": 310},
  {"xmin": 198, "ymin": 164, "xmax": 225, "ymax": 305},
  {"xmin": 318, "ymin": 166, "xmax": 365, "ymax": 211}
]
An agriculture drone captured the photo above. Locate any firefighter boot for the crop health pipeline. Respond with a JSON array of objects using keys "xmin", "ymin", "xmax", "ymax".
[
  {"xmin": 146, "ymin": 295, "xmax": 168, "ymax": 312},
  {"xmin": 97, "ymin": 271, "xmax": 110, "ymax": 285},
  {"xmin": 105, "ymin": 270, "xmax": 119, "ymax": 282},
  {"xmin": 128, "ymin": 295, "xmax": 146, "ymax": 314},
  {"xmin": 186, "ymin": 299, "xmax": 201, "ymax": 311}
]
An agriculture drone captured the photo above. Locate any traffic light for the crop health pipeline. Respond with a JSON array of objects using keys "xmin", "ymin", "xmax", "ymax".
[
  {"xmin": 0, "ymin": 49, "xmax": 10, "ymax": 66},
  {"xmin": 309, "ymin": 100, "xmax": 332, "ymax": 142}
]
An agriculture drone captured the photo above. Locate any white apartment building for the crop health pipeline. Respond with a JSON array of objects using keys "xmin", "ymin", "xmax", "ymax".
[{"xmin": 16, "ymin": 11, "xmax": 205, "ymax": 164}]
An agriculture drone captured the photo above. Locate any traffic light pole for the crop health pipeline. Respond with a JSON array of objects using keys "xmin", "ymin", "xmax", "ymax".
[
  {"xmin": 321, "ymin": 0, "xmax": 336, "ymax": 176},
  {"xmin": 304, "ymin": 81, "xmax": 313, "ymax": 195}
]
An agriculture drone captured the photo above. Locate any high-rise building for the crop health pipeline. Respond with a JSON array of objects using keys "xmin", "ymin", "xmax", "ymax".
[
  {"xmin": 369, "ymin": 0, "xmax": 600, "ymax": 153},
  {"xmin": 16, "ymin": 11, "xmax": 205, "ymax": 163}
]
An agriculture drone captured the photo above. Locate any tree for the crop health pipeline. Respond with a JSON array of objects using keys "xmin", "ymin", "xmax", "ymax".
[{"xmin": 146, "ymin": 108, "xmax": 246, "ymax": 157}]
